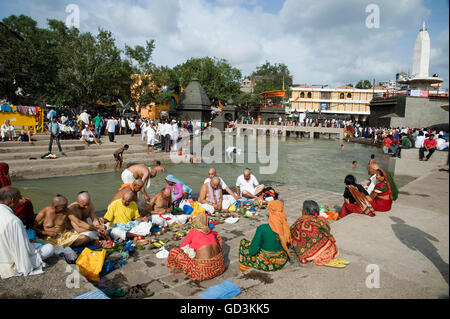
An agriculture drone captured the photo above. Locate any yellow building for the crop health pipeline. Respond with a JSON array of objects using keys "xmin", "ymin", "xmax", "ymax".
[
  {"xmin": 130, "ymin": 74, "xmax": 174, "ymax": 120},
  {"xmin": 289, "ymin": 85, "xmax": 387, "ymax": 120}
]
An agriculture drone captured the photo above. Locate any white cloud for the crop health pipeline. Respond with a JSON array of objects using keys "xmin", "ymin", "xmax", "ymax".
[{"xmin": 2, "ymin": 0, "xmax": 448, "ymax": 88}]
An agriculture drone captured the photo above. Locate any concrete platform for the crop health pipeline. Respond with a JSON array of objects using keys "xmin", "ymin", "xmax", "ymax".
[
  {"xmin": 388, "ymin": 148, "xmax": 448, "ymax": 177},
  {"xmin": 1, "ymin": 171, "xmax": 447, "ymax": 299}
]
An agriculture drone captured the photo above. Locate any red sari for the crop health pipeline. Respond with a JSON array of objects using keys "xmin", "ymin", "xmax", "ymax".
[{"xmin": 372, "ymin": 170, "xmax": 395, "ymax": 212}]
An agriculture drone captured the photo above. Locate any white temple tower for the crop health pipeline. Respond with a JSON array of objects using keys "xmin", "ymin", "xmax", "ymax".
[
  {"xmin": 397, "ymin": 21, "xmax": 443, "ymax": 91},
  {"xmin": 412, "ymin": 21, "xmax": 430, "ymax": 78}
]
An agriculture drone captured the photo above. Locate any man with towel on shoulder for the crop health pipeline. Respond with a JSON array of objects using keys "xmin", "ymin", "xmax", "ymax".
[{"xmin": 121, "ymin": 164, "xmax": 160, "ymax": 201}]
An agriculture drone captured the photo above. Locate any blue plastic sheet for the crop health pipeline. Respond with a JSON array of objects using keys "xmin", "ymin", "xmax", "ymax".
[{"xmin": 199, "ymin": 280, "xmax": 241, "ymax": 299}]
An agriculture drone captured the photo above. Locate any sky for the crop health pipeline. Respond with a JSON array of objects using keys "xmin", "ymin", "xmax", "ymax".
[{"xmin": 1, "ymin": 0, "xmax": 449, "ymax": 89}]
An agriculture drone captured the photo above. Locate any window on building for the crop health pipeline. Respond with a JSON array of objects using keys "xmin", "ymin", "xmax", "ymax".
[
  {"xmin": 340, "ymin": 93, "xmax": 345, "ymax": 100},
  {"xmin": 300, "ymin": 92, "xmax": 305, "ymax": 98},
  {"xmin": 347, "ymin": 93, "xmax": 352, "ymax": 99},
  {"xmin": 307, "ymin": 92, "xmax": 312, "ymax": 98}
]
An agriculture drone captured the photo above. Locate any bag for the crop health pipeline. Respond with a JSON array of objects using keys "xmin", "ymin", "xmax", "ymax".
[
  {"xmin": 76, "ymin": 248, "xmax": 106, "ymax": 282},
  {"xmin": 262, "ymin": 187, "xmax": 279, "ymax": 200},
  {"xmin": 190, "ymin": 201, "xmax": 206, "ymax": 217}
]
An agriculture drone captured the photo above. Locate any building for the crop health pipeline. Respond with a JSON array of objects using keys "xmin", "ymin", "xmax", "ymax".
[
  {"xmin": 176, "ymin": 78, "xmax": 212, "ymax": 122},
  {"xmin": 289, "ymin": 84, "xmax": 386, "ymax": 121},
  {"xmin": 370, "ymin": 22, "xmax": 448, "ymax": 129},
  {"xmin": 240, "ymin": 78, "xmax": 253, "ymax": 94}
]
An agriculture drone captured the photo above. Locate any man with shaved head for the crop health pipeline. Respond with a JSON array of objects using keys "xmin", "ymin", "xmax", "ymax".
[
  {"xmin": 33, "ymin": 194, "xmax": 92, "ymax": 248},
  {"xmin": 235, "ymin": 168, "xmax": 265, "ymax": 203},
  {"xmin": 366, "ymin": 163, "xmax": 381, "ymax": 195},
  {"xmin": 120, "ymin": 164, "xmax": 159, "ymax": 201},
  {"xmin": 101, "ymin": 190, "xmax": 150, "ymax": 240},
  {"xmin": 204, "ymin": 168, "xmax": 239, "ymax": 201},
  {"xmin": 68, "ymin": 191, "xmax": 106, "ymax": 242},
  {"xmin": 111, "ymin": 179, "xmax": 145, "ymax": 204},
  {"xmin": 198, "ymin": 176, "xmax": 225, "ymax": 215}
]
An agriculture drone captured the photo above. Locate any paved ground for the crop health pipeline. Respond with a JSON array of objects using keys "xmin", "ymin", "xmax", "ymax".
[{"xmin": 0, "ymin": 170, "xmax": 447, "ymax": 299}]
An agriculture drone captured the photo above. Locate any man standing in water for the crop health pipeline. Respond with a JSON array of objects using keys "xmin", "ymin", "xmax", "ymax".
[
  {"xmin": 114, "ymin": 144, "xmax": 129, "ymax": 171},
  {"xmin": 121, "ymin": 164, "xmax": 159, "ymax": 201}
]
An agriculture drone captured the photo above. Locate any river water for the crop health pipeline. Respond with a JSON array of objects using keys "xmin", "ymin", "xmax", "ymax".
[{"xmin": 13, "ymin": 136, "xmax": 415, "ymax": 213}]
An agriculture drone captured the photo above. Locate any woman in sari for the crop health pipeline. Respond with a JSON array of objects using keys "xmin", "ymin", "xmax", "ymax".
[
  {"xmin": 166, "ymin": 214, "xmax": 225, "ymax": 281},
  {"xmin": 238, "ymin": 200, "xmax": 290, "ymax": 273},
  {"xmin": 291, "ymin": 200, "xmax": 347, "ymax": 267},
  {"xmin": 371, "ymin": 169, "xmax": 397, "ymax": 212},
  {"xmin": 339, "ymin": 175, "xmax": 375, "ymax": 219},
  {"xmin": 165, "ymin": 175, "xmax": 184, "ymax": 207}
]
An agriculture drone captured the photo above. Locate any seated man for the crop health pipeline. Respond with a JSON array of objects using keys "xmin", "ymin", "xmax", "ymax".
[
  {"xmin": 198, "ymin": 176, "xmax": 231, "ymax": 215},
  {"xmin": 1, "ymin": 120, "xmax": 16, "ymax": 142},
  {"xmin": 144, "ymin": 188, "xmax": 189, "ymax": 230},
  {"xmin": 18, "ymin": 127, "xmax": 33, "ymax": 143},
  {"xmin": 33, "ymin": 195, "xmax": 93, "ymax": 248},
  {"xmin": 235, "ymin": 168, "xmax": 265, "ymax": 203},
  {"xmin": 204, "ymin": 168, "xmax": 239, "ymax": 201},
  {"xmin": 81, "ymin": 125, "xmax": 101, "ymax": 146},
  {"xmin": 100, "ymin": 190, "xmax": 150, "ymax": 241},
  {"xmin": 436, "ymin": 134, "xmax": 449, "ymax": 151},
  {"xmin": 0, "ymin": 187, "xmax": 55, "ymax": 279},
  {"xmin": 111, "ymin": 179, "xmax": 144, "ymax": 204},
  {"xmin": 420, "ymin": 134, "xmax": 437, "ymax": 161},
  {"xmin": 68, "ymin": 191, "xmax": 107, "ymax": 242}
]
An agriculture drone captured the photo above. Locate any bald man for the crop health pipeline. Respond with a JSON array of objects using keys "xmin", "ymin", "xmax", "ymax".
[
  {"xmin": 68, "ymin": 191, "xmax": 106, "ymax": 241},
  {"xmin": 235, "ymin": 168, "xmax": 265, "ymax": 202},
  {"xmin": 204, "ymin": 168, "xmax": 239, "ymax": 201},
  {"xmin": 33, "ymin": 195, "xmax": 92, "ymax": 248},
  {"xmin": 111, "ymin": 179, "xmax": 144, "ymax": 203},
  {"xmin": 120, "ymin": 164, "xmax": 157, "ymax": 201},
  {"xmin": 101, "ymin": 190, "xmax": 150, "ymax": 240},
  {"xmin": 198, "ymin": 177, "xmax": 225, "ymax": 214}
]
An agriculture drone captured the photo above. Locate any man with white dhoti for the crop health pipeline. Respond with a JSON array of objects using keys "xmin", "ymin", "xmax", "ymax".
[
  {"xmin": 235, "ymin": 168, "xmax": 265, "ymax": 203},
  {"xmin": 121, "ymin": 164, "xmax": 158, "ymax": 201},
  {"xmin": 0, "ymin": 187, "xmax": 55, "ymax": 279},
  {"xmin": 171, "ymin": 120, "xmax": 179, "ymax": 151},
  {"xmin": 204, "ymin": 168, "xmax": 239, "ymax": 209},
  {"xmin": 198, "ymin": 177, "xmax": 228, "ymax": 215}
]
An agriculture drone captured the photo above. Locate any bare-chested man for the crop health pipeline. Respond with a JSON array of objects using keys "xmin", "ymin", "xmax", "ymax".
[
  {"xmin": 204, "ymin": 168, "xmax": 239, "ymax": 201},
  {"xmin": 198, "ymin": 177, "xmax": 226, "ymax": 215},
  {"xmin": 33, "ymin": 195, "xmax": 93, "ymax": 247},
  {"xmin": 143, "ymin": 188, "xmax": 189, "ymax": 232},
  {"xmin": 111, "ymin": 179, "xmax": 144, "ymax": 203},
  {"xmin": 68, "ymin": 191, "xmax": 107, "ymax": 242},
  {"xmin": 120, "ymin": 164, "xmax": 158, "ymax": 201}
]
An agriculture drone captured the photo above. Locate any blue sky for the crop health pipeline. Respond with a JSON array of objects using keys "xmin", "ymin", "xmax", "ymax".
[{"xmin": 1, "ymin": 0, "xmax": 448, "ymax": 88}]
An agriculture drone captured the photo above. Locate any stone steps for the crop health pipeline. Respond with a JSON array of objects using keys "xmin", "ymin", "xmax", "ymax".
[{"xmin": 398, "ymin": 148, "xmax": 448, "ymax": 164}]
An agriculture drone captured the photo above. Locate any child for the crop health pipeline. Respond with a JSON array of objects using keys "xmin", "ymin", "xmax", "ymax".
[{"xmin": 114, "ymin": 144, "xmax": 129, "ymax": 171}]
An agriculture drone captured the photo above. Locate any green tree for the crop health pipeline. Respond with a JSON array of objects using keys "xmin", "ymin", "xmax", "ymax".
[
  {"xmin": 172, "ymin": 57, "xmax": 242, "ymax": 105},
  {"xmin": 346, "ymin": 83, "xmax": 354, "ymax": 87},
  {"xmin": 355, "ymin": 80, "xmax": 373, "ymax": 89}
]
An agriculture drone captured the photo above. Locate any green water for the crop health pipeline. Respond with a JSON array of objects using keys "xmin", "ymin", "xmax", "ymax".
[{"xmin": 13, "ymin": 137, "xmax": 414, "ymax": 213}]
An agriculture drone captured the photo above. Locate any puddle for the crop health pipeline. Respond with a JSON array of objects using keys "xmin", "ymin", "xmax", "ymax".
[{"xmin": 242, "ymin": 270, "xmax": 274, "ymax": 284}]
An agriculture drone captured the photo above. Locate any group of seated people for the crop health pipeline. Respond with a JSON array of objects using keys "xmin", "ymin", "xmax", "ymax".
[
  {"xmin": 5, "ymin": 158, "xmax": 394, "ymax": 283},
  {"xmin": 340, "ymin": 162, "xmax": 398, "ymax": 219},
  {"xmin": 1, "ymin": 120, "xmax": 35, "ymax": 143}
]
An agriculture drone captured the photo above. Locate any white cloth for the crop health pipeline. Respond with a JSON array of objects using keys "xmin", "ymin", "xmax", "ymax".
[
  {"xmin": 198, "ymin": 203, "xmax": 215, "ymax": 214},
  {"xmin": 236, "ymin": 174, "xmax": 259, "ymax": 196},
  {"xmin": 156, "ymin": 247, "xmax": 169, "ymax": 259},
  {"xmin": 163, "ymin": 123, "xmax": 172, "ymax": 138},
  {"xmin": 222, "ymin": 194, "xmax": 237, "ymax": 210},
  {"xmin": 79, "ymin": 231, "xmax": 100, "ymax": 241},
  {"xmin": 181, "ymin": 244, "xmax": 196, "ymax": 259},
  {"xmin": 145, "ymin": 126, "xmax": 156, "ymax": 145},
  {"xmin": 366, "ymin": 174, "xmax": 377, "ymax": 195},
  {"xmin": 121, "ymin": 169, "xmax": 135, "ymax": 184},
  {"xmin": 224, "ymin": 217, "xmax": 239, "ymax": 224},
  {"xmin": 1, "ymin": 124, "xmax": 16, "ymax": 138},
  {"xmin": 121, "ymin": 119, "xmax": 126, "ymax": 128},
  {"xmin": 128, "ymin": 121, "xmax": 136, "ymax": 130},
  {"xmin": 151, "ymin": 214, "xmax": 189, "ymax": 227},
  {"xmin": 0, "ymin": 204, "xmax": 53, "ymax": 279},
  {"xmin": 109, "ymin": 221, "xmax": 152, "ymax": 240},
  {"xmin": 415, "ymin": 135, "xmax": 425, "ymax": 148}
]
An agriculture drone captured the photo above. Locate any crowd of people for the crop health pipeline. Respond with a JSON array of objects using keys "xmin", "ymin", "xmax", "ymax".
[{"xmin": 2, "ymin": 152, "xmax": 401, "ymax": 284}]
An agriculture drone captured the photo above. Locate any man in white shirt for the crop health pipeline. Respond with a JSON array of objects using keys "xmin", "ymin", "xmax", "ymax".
[
  {"xmin": 128, "ymin": 118, "xmax": 136, "ymax": 136},
  {"xmin": 163, "ymin": 120, "xmax": 172, "ymax": 152},
  {"xmin": 81, "ymin": 125, "xmax": 101, "ymax": 146},
  {"xmin": 106, "ymin": 117, "xmax": 117, "ymax": 142},
  {"xmin": 78, "ymin": 110, "xmax": 90, "ymax": 125},
  {"xmin": 235, "ymin": 168, "xmax": 265, "ymax": 202},
  {"xmin": 415, "ymin": 131, "xmax": 425, "ymax": 149},
  {"xmin": 171, "ymin": 120, "xmax": 179, "ymax": 151},
  {"xmin": 0, "ymin": 187, "xmax": 54, "ymax": 279},
  {"xmin": 1, "ymin": 120, "xmax": 16, "ymax": 141},
  {"xmin": 145, "ymin": 122, "xmax": 156, "ymax": 154},
  {"xmin": 120, "ymin": 118, "xmax": 127, "ymax": 135},
  {"xmin": 436, "ymin": 135, "xmax": 449, "ymax": 151},
  {"xmin": 141, "ymin": 120, "xmax": 148, "ymax": 141}
]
